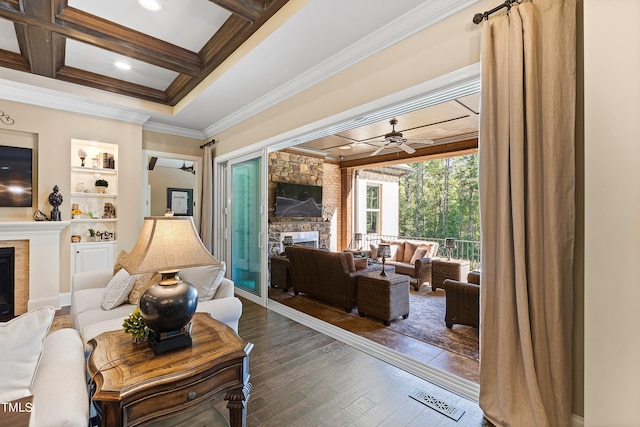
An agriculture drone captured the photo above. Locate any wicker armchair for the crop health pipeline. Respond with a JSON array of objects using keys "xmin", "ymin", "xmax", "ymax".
[{"xmin": 442, "ymin": 270, "xmax": 481, "ymax": 328}]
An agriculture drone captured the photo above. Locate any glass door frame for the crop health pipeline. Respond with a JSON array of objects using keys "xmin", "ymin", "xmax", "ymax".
[{"xmin": 213, "ymin": 149, "xmax": 268, "ymax": 306}]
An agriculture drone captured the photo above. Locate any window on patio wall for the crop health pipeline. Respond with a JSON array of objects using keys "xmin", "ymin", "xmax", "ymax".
[{"xmin": 366, "ymin": 184, "xmax": 381, "ymax": 234}]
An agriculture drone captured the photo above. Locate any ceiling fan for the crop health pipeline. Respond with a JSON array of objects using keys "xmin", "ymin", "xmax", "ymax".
[{"xmin": 367, "ymin": 118, "xmax": 432, "ymax": 156}]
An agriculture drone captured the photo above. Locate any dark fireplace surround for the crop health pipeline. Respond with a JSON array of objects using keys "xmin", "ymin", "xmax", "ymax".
[{"xmin": 0, "ymin": 246, "xmax": 15, "ymax": 321}]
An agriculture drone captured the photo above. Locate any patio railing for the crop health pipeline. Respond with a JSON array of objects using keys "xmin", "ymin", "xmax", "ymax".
[{"xmin": 360, "ymin": 234, "xmax": 481, "ymax": 270}]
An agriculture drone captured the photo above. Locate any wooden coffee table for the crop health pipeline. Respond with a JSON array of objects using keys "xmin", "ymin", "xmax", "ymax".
[{"xmin": 87, "ymin": 313, "xmax": 253, "ymax": 427}]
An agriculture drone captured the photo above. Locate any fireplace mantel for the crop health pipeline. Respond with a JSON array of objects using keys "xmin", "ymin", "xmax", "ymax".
[
  {"xmin": 0, "ymin": 220, "xmax": 70, "ymax": 233},
  {"xmin": 0, "ymin": 220, "xmax": 70, "ymax": 311}
]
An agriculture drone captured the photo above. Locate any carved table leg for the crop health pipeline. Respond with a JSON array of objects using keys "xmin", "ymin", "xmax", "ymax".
[{"xmin": 225, "ymin": 382, "xmax": 251, "ymax": 427}]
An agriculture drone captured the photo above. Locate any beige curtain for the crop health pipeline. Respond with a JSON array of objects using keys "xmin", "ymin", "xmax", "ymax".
[
  {"xmin": 199, "ymin": 144, "xmax": 214, "ymax": 250},
  {"xmin": 478, "ymin": 1, "xmax": 576, "ymax": 426}
]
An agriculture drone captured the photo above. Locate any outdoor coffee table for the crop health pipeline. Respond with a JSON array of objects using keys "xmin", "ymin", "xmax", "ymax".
[
  {"xmin": 87, "ymin": 313, "xmax": 252, "ymax": 427},
  {"xmin": 358, "ymin": 271, "xmax": 410, "ymax": 326}
]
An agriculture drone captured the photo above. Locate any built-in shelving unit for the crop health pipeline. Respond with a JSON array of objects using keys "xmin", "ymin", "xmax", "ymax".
[{"xmin": 70, "ymin": 139, "xmax": 118, "ymax": 275}]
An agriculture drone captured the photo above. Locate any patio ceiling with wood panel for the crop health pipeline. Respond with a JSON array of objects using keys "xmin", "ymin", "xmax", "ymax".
[{"xmin": 0, "ymin": 0, "xmax": 288, "ymax": 105}]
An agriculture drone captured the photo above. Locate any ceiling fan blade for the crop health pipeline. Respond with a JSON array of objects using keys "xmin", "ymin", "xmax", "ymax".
[
  {"xmin": 399, "ymin": 143, "xmax": 416, "ymax": 154},
  {"xmin": 370, "ymin": 146, "xmax": 386, "ymax": 156}
]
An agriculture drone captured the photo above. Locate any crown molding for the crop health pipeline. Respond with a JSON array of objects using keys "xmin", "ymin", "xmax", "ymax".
[
  {"xmin": 202, "ymin": 0, "xmax": 481, "ymax": 138},
  {"xmin": 142, "ymin": 121, "xmax": 206, "ymax": 140},
  {"xmin": 0, "ymin": 78, "xmax": 151, "ymax": 125}
]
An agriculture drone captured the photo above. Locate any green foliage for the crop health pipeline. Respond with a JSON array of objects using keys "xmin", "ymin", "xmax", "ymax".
[
  {"xmin": 122, "ymin": 308, "xmax": 150, "ymax": 339},
  {"xmin": 399, "ymin": 154, "xmax": 479, "ymax": 242},
  {"xmin": 95, "ymin": 179, "xmax": 109, "ymax": 187}
]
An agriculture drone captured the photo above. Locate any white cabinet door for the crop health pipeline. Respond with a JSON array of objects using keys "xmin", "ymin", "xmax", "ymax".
[{"xmin": 72, "ymin": 242, "xmax": 116, "ymax": 274}]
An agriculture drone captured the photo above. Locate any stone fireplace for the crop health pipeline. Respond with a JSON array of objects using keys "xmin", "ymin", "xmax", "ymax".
[{"xmin": 268, "ymin": 150, "xmax": 340, "ymax": 253}]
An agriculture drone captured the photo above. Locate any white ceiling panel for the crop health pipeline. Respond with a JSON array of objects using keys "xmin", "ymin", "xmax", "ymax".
[
  {"xmin": 0, "ymin": 19, "xmax": 19, "ymax": 53},
  {"xmin": 65, "ymin": 39, "xmax": 179, "ymax": 90},
  {"xmin": 68, "ymin": 0, "xmax": 229, "ymax": 51}
]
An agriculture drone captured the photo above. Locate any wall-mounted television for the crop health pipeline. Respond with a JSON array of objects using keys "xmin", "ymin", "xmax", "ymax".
[
  {"xmin": 275, "ymin": 182, "xmax": 322, "ymax": 218},
  {"xmin": 0, "ymin": 145, "xmax": 33, "ymax": 207}
]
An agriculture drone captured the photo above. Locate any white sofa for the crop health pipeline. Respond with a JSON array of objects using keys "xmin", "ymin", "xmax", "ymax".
[
  {"xmin": 0, "ymin": 306, "xmax": 89, "ymax": 427},
  {"xmin": 31, "ymin": 328, "xmax": 90, "ymax": 426},
  {"xmin": 71, "ymin": 269, "xmax": 243, "ymax": 345}
]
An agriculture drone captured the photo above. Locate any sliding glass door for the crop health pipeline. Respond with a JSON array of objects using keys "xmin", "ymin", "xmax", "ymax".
[{"xmin": 227, "ymin": 154, "xmax": 263, "ymax": 297}]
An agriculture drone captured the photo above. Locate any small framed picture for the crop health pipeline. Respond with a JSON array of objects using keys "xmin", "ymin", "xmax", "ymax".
[{"xmin": 167, "ymin": 188, "xmax": 193, "ymax": 216}]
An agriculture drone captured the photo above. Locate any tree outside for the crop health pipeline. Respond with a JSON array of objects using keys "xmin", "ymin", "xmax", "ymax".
[{"xmin": 399, "ymin": 154, "xmax": 479, "ymax": 243}]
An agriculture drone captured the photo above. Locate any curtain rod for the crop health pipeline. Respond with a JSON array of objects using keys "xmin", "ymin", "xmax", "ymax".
[
  {"xmin": 472, "ymin": 0, "xmax": 521, "ymax": 24},
  {"xmin": 200, "ymin": 139, "xmax": 216, "ymax": 149}
]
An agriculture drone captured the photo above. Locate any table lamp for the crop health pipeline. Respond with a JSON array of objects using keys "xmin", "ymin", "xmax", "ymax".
[
  {"xmin": 354, "ymin": 233, "xmax": 363, "ymax": 251},
  {"xmin": 445, "ymin": 238, "xmax": 457, "ymax": 260},
  {"xmin": 121, "ymin": 216, "xmax": 218, "ymax": 354},
  {"xmin": 378, "ymin": 243, "xmax": 391, "ymax": 277}
]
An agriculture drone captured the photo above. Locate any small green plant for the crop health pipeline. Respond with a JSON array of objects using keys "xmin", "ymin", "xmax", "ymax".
[
  {"xmin": 122, "ymin": 308, "xmax": 150, "ymax": 340},
  {"xmin": 95, "ymin": 179, "xmax": 109, "ymax": 188},
  {"xmin": 88, "ymin": 228, "xmax": 95, "ymax": 237}
]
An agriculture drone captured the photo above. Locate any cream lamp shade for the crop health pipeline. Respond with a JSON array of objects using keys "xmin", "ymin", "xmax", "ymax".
[{"xmin": 121, "ymin": 216, "xmax": 217, "ymax": 275}]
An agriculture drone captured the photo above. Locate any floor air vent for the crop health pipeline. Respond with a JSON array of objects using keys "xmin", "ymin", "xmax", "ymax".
[{"xmin": 409, "ymin": 390, "xmax": 465, "ymax": 421}]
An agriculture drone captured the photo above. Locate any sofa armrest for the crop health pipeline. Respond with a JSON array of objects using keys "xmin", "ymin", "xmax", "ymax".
[
  {"xmin": 72, "ymin": 269, "xmax": 113, "ymax": 292},
  {"xmin": 441, "ymin": 279, "xmax": 480, "ymax": 328},
  {"xmin": 414, "ymin": 257, "xmax": 438, "ymax": 288},
  {"xmin": 212, "ymin": 277, "xmax": 234, "ymax": 299},
  {"xmin": 31, "ymin": 329, "xmax": 90, "ymax": 427},
  {"xmin": 197, "ymin": 297, "xmax": 243, "ymax": 333}
]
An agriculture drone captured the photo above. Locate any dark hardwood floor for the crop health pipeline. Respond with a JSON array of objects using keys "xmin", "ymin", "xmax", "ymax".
[
  {"xmin": 268, "ymin": 285, "xmax": 480, "ymax": 384},
  {"xmin": 53, "ymin": 301, "xmax": 489, "ymax": 426},
  {"xmin": 212, "ymin": 297, "xmax": 491, "ymax": 426}
]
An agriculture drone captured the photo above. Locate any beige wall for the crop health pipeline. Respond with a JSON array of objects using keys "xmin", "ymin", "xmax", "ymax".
[
  {"xmin": 0, "ymin": 99, "xmax": 144, "ymax": 293},
  {"xmin": 142, "ymin": 130, "xmax": 202, "ymax": 156},
  {"xmin": 583, "ymin": 0, "xmax": 640, "ymax": 425},
  {"xmin": 212, "ymin": 0, "xmax": 589, "ymax": 420}
]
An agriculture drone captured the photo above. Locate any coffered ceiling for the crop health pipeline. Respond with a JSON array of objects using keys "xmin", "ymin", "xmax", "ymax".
[
  {"xmin": 0, "ymin": 0, "xmax": 482, "ymax": 144},
  {"xmin": 0, "ymin": 0, "xmax": 288, "ymax": 105}
]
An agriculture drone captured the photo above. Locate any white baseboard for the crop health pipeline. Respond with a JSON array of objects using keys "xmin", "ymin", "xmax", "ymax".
[{"xmin": 59, "ymin": 292, "xmax": 71, "ymax": 308}]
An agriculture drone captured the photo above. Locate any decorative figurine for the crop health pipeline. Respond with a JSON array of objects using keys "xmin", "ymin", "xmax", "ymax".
[
  {"xmin": 48, "ymin": 185, "xmax": 63, "ymax": 221},
  {"xmin": 77, "ymin": 149, "xmax": 87, "ymax": 167},
  {"xmin": 33, "ymin": 209, "xmax": 49, "ymax": 221},
  {"xmin": 103, "ymin": 202, "xmax": 116, "ymax": 219}
]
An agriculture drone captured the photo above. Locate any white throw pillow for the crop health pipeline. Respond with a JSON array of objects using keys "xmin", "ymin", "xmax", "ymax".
[
  {"xmin": 0, "ymin": 306, "xmax": 54, "ymax": 397},
  {"xmin": 101, "ymin": 268, "xmax": 136, "ymax": 310},
  {"xmin": 180, "ymin": 262, "xmax": 226, "ymax": 301}
]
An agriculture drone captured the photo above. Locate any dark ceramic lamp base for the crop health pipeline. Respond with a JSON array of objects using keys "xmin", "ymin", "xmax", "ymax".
[{"xmin": 139, "ymin": 269, "xmax": 198, "ymax": 355}]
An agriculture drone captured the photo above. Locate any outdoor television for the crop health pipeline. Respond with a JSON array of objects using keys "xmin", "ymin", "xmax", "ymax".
[
  {"xmin": 275, "ymin": 182, "xmax": 322, "ymax": 218},
  {"xmin": 0, "ymin": 145, "xmax": 33, "ymax": 207}
]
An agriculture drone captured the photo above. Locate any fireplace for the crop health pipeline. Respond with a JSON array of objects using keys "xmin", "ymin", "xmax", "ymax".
[
  {"xmin": 0, "ymin": 247, "xmax": 15, "ymax": 320},
  {"xmin": 279, "ymin": 231, "xmax": 319, "ymax": 252}
]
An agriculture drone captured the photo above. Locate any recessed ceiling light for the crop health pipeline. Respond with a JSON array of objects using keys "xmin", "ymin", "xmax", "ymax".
[
  {"xmin": 115, "ymin": 61, "xmax": 131, "ymax": 71},
  {"xmin": 338, "ymin": 145, "xmax": 352, "ymax": 150},
  {"xmin": 139, "ymin": 0, "xmax": 161, "ymax": 11}
]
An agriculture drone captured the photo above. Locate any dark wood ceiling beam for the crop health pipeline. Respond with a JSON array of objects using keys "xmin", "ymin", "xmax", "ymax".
[
  {"xmin": 0, "ymin": 1, "xmax": 19, "ymax": 12},
  {"xmin": 0, "ymin": 5, "xmax": 202, "ymax": 76},
  {"xmin": 56, "ymin": 7, "xmax": 202, "ymax": 76},
  {"xmin": 0, "ymin": 48, "xmax": 29, "ymax": 72},
  {"xmin": 209, "ymin": 0, "xmax": 265, "ymax": 22},
  {"xmin": 340, "ymin": 138, "xmax": 479, "ymax": 169},
  {"xmin": 166, "ymin": 0, "xmax": 289, "ymax": 105},
  {"xmin": 57, "ymin": 66, "xmax": 168, "ymax": 104},
  {"xmin": 13, "ymin": 0, "xmax": 64, "ymax": 77}
]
